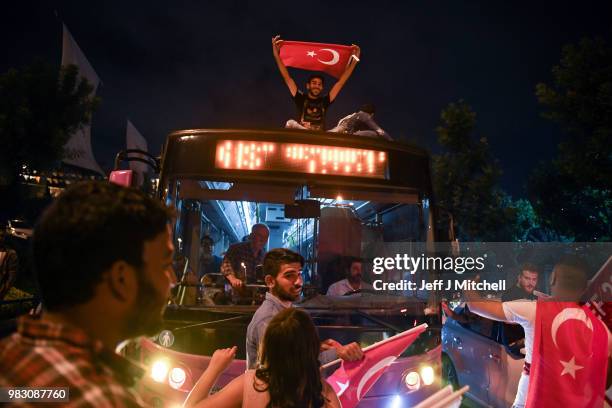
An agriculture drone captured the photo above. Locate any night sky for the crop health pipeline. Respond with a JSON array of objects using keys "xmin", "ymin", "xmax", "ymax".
[{"xmin": 3, "ymin": 1, "xmax": 611, "ymax": 196}]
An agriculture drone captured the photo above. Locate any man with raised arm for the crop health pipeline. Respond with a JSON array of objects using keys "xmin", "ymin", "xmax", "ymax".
[{"xmin": 272, "ymin": 35, "xmax": 360, "ymax": 131}]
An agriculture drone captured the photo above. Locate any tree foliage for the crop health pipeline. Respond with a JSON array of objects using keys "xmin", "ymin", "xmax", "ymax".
[
  {"xmin": 530, "ymin": 37, "xmax": 612, "ymax": 241},
  {"xmin": 432, "ymin": 101, "xmax": 518, "ymax": 241},
  {"xmin": 0, "ymin": 61, "xmax": 99, "ymax": 185}
]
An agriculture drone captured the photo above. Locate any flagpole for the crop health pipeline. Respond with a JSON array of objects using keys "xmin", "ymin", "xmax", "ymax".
[{"xmin": 320, "ymin": 323, "xmax": 428, "ymax": 370}]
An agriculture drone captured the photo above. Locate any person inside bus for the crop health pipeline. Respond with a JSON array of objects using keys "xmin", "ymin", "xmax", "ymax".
[
  {"xmin": 198, "ymin": 235, "xmax": 222, "ymax": 279},
  {"xmin": 328, "ymin": 104, "xmax": 393, "ymax": 141},
  {"xmin": 184, "ymin": 308, "xmax": 341, "ymax": 407},
  {"xmin": 246, "ymin": 248, "xmax": 363, "ymax": 369},
  {"xmin": 0, "ymin": 181, "xmax": 176, "ymax": 406},
  {"xmin": 326, "ymin": 256, "xmax": 374, "ymax": 296},
  {"xmin": 272, "ymin": 35, "xmax": 360, "ymax": 131},
  {"xmin": 221, "ymin": 224, "xmax": 269, "ymax": 289}
]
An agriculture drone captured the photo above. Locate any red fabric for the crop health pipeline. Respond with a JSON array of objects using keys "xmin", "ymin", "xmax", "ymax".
[
  {"xmin": 279, "ymin": 41, "xmax": 353, "ymax": 78},
  {"xmin": 525, "ymin": 302, "xmax": 608, "ymax": 408},
  {"xmin": 327, "ymin": 324, "xmax": 427, "ymax": 408},
  {"xmin": 109, "ymin": 170, "xmax": 133, "ymax": 187}
]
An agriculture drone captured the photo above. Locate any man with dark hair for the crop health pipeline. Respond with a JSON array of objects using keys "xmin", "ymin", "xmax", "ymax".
[
  {"xmin": 329, "ymin": 104, "xmax": 393, "ymax": 140},
  {"xmin": 0, "ymin": 181, "xmax": 176, "ymax": 406},
  {"xmin": 197, "ymin": 235, "xmax": 222, "ymax": 279},
  {"xmin": 501, "ymin": 263, "xmax": 540, "ymax": 301},
  {"xmin": 0, "ymin": 227, "xmax": 18, "ymax": 300},
  {"xmin": 465, "ymin": 257, "xmax": 612, "ymax": 408},
  {"xmin": 326, "ymin": 256, "xmax": 374, "ymax": 296},
  {"xmin": 246, "ymin": 248, "xmax": 363, "ymax": 369},
  {"xmin": 272, "ymin": 35, "xmax": 360, "ymax": 131}
]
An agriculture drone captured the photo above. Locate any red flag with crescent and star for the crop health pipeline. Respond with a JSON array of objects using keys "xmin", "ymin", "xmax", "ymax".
[
  {"xmin": 525, "ymin": 301, "xmax": 609, "ymax": 408},
  {"xmin": 326, "ymin": 323, "xmax": 427, "ymax": 408},
  {"xmin": 279, "ymin": 41, "xmax": 353, "ymax": 78}
]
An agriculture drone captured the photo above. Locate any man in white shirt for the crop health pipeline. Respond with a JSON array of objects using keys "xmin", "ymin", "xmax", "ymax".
[
  {"xmin": 327, "ymin": 257, "xmax": 373, "ymax": 296},
  {"xmin": 465, "ymin": 258, "xmax": 612, "ymax": 408}
]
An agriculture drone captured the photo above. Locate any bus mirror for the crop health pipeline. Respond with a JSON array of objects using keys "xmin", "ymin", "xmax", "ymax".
[{"xmin": 284, "ymin": 200, "xmax": 321, "ymax": 219}]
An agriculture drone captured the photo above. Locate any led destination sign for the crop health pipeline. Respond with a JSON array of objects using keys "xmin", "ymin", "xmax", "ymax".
[{"xmin": 215, "ymin": 140, "xmax": 388, "ymax": 179}]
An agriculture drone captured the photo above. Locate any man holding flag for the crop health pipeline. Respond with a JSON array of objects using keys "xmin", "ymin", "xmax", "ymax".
[
  {"xmin": 272, "ymin": 35, "xmax": 360, "ymax": 131},
  {"xmin": 465, "ymin": 257, "xmax": 611, "ymax": 408}
]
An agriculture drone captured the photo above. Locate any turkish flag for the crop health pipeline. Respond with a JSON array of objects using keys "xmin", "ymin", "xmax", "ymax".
[
  {"xmin": 326, "ymin": 323, "xmax": 427, "ymax": 408},
  {"xmin": 279, "ymin": 41, "xmax": 353, "ymax": 78},
  {"xmin": 525, "ymin": 302, "xmax": 609, "ymax": 408}
]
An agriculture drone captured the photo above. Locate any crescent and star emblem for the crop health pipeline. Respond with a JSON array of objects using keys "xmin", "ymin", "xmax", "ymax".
[
  {"xmin": 356, "ymin": 356, "xmax": 396, "ymax": 399},
  {"xmin": 317, "ymin": 48, "xmax": 340, "ymax": 65},
  {"xmin": 550, "ymin": 307, "xmax": 593, "ymax": 379}
]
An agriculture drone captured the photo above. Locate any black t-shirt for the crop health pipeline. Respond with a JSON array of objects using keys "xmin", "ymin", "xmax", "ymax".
[
  {"xmin": 293, "ymin": 91, "xmax": 332, "ymax": 130},
  {"xmin": 501, "ymin": 285, "xmax": 537, "ymax": 301}
]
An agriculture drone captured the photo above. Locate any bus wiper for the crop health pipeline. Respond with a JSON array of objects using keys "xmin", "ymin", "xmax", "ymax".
[
  {"xmin": 355, "ymin": 310, "xmax": 402, "ymax": 334},
  {"xmin": 172, "ymin": 315, "xmax": 250, "ymax": 331}
]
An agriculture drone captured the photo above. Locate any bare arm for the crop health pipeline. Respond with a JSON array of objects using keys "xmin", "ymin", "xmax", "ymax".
[
  {"xmin": 190, "ymin": 374, "xmax": 244, "ymax": 408},
  {"xmin": 329, "ymin": 44, "xmax": 360, "ymax": 103},
  {"xmin": 272, "ymin": 35, "xmax": 298, "ymax": 97},
  {"xmin": 464, "ymin": 277, "xmax": 508, "ymax": 322},
  {"xmin": 183, "ymin": 347, "xmax": 237, "ymax": 407},
  {"xmin": 220, "ymin": 255, "xmax": 243, "ymax": 288}
]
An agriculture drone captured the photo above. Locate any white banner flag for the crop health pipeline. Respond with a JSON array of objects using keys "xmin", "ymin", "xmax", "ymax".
[{"xmin": 61, "ymin": 24, "xmax": 104, "ymax": 175}]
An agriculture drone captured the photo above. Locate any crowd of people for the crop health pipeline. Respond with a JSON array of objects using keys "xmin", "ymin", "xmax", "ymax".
[
  {"xmin": 0, "ymin": 181, "xmax": 610, "ymax": 408},
  {"xmin": 0, "ymin": 182, "xmax": 365, "ymax": 407}
]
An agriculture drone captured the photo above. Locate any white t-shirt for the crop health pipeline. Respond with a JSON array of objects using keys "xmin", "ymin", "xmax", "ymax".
[
  {"xmin": 502, "ymin": 300, "xmax": 536, "ymax": 408},
  {"xmin": 326, "ymin": 279, "xmax": 374, "ymax": 296}
]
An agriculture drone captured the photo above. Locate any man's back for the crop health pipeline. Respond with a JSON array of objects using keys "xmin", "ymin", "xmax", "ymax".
[{"xmin": 0, "ymin": 317, "xmax": 143, "ymax": 407}]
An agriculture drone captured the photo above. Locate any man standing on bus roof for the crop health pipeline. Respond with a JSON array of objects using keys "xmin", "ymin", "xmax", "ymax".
[
  {"xmin": 272, "ymin": 35, "xmax": 360, "ymax": 131},
  {"xmin": 221, "ymin": 223, "xmax": 270, "ymax": 289}
]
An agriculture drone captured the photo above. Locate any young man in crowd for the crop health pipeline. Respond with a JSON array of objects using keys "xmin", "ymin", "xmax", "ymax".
[
  {"xmin": 501, "ymin": 263, "xmax": 540, "ymax": 301},
  {"xmin": 326, "ymin": 256, "xmax": 374, "ymax": 296},
  {"xmin": 272, "ymin": 35, "xmax": 360, "ymax": 131},
  {"xmin": 0, "ymin": 181, "xmax": 176, "ymax": 406},
  {"xmin": 246, "ymin": 248, "xmax": 363, "ymax": 369}
]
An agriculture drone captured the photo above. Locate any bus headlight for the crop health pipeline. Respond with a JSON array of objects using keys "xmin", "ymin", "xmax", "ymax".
[
  {"xmin": 169, "ymin": 367, "xmax": 187, "ymax": 389},
  {"xmin": 151, "ymin": 360, "xmax": 170, "ymax": 383},
  {"xmin": 404, "ymin": 371, "xmax": 420, "ymax": 390},
  {"xmin": 420, "ymin": 365, "xmax": 435, "ymax": 385}
]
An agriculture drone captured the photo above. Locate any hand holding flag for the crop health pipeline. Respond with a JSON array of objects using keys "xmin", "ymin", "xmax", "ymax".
[
  {"xmin": 276, "ymin": 38, "xmax": 358, "ymax": 78},
  {"xmin": 324, "ymin": 323, "xmax": 428, "ymax": 408}
]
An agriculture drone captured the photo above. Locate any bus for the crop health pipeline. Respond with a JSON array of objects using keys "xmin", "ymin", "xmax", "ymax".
[{"xmin": 123, "ymin": 128, "xmax": 444, "ymax": 407}]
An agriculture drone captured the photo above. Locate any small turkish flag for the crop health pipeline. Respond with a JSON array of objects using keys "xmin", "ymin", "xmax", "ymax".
[
  {"xmin": 326, "ymin": 324, "xmax": 427, "ymax": 408},
  {"xmin": 279, "ymin": 41, "xmax": 353, "ymax": 78},
  {"xmin": 525, "ymin": 302, "xmax": 609, "ymax": 408}
]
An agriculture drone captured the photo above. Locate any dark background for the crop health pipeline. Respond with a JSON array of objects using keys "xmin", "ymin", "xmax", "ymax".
[{"xmin": 2, "ymin": 0, "xmax": 611, "ymax": 196}]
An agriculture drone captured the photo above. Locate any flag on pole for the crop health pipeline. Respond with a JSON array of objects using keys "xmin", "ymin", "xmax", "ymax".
[
  {"xmin": 325, "ymin": 323, "xmax": 427, "ymax": 408},
  {"xmin": 126, "ymin": 120, "xmax": 150, "ymax": 186},
  {"xmin": 525, "ymin": 302, "xmax": 608, "ymax": 408},
  {"xmin": 413, "ymin": 384, "xmax": 469, "ymax": 408},
  {"xmin": 279, "ymin": 41, "xmax": 353, "ymax": 78},
  {"xmin": 61, "ymin": 24, "xmax": 104, "ymax": 175}
]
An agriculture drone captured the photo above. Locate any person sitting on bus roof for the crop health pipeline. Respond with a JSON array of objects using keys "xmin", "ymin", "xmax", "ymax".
[
  {"xmin": 221, "ymin": 223, "xmax": 269, "ymax": 290},
  {"xmin": 328, "ymin": 104, "xmax": 393, "ymax": 141},
  {"xmin": 246, "ymin": 248, "xmax": 363, "ymax": 369},
  {"xmin": 184, "ymin": 308, "xmax": 341, "ymax": 408},
  {"xmin": 326, "ymin": 256, "xmax": 374, "ymax": 296},
  {"xmin": 198, "ymin": 235, "xmax": 222, "ymax": 279},
  {"xmin": 272, "ymin": 35, "xmax": 360, "ymax": 131},
  {"xmin": 0, "ymin": 181, "xmax": 176, "ymax": 406}
]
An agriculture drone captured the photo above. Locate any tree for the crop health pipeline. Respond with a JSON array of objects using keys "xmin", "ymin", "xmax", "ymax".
[
  {"xmin": 432, "ymin": 101, "xmax": 517, "ymax": 241},
  {"xmin": 529, "ymin": 37, "xmax": 612, "ymax": 241},
  {"xmin": 0, "ymin": 61, "xmax": 99, "ymax": 186}
]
